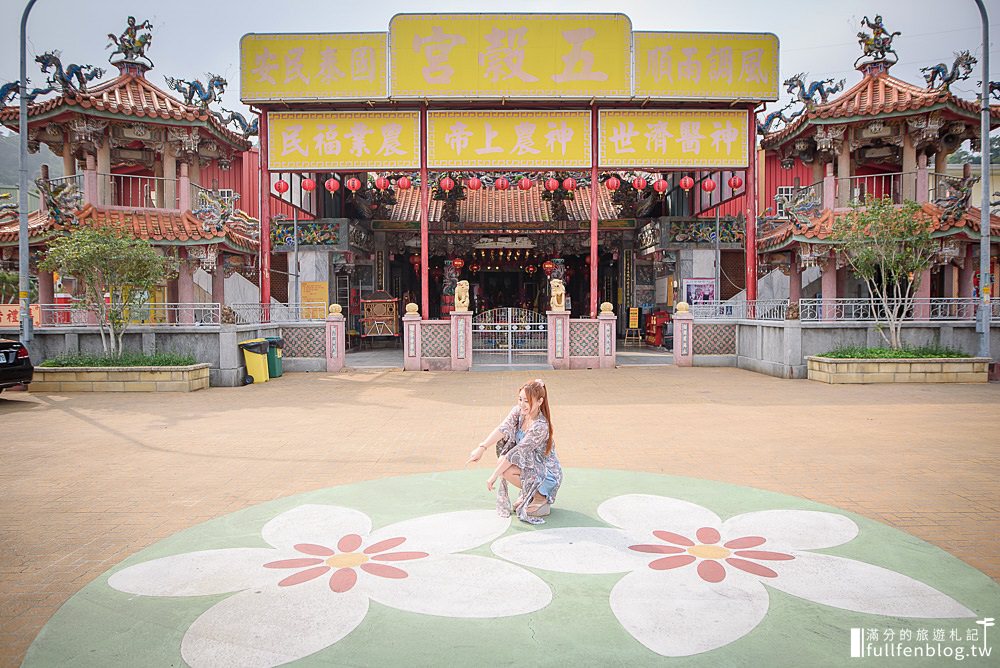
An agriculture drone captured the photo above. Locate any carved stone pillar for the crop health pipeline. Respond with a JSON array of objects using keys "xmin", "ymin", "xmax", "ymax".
[
  {"xmin": 96, "ymin": 135, "xmax": 111, "ymax": 206},
  {"xmin": 915, "ymin": 153, "xmax": 929, "ymax": 204},
  {"xmin": 959, "ymin": 245, "xmax": 976, "ymax": 298},
  {"xmin": 83, "ymin": 153, "xmax": 97, "ymax": 206},
  {"xmin": 178, "ymin": 162, "xmax": 191, "ymax": 211},
  {"xmin": 163, "ymin": 147, "xmax": 177, "ymax": 209},
  {"xmin": 821, "ymin": 256, "xmax": 838, "ymax": 320},
  {"xmin": 212, "ymin": 252, "xmax": 226, "ymax": 304},
  {"xmin": 836, "ymin": 133, "xmax": 852, "ymax": 207},
  {"xmin": 62, "ymin": 141, "xmax": 75, "ymax": 177},
  {"xmin": 789, "ymin": 251, "xmax": 802, "ymax": 303}
]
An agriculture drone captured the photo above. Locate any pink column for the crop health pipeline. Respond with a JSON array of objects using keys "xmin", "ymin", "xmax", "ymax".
[
  {"xmin": 788, "ymin": 252, "xmax": 802, "ymax": 303},
  {"xmin": 598, "ymin": 306, "xmax": 617, "ymax": 369},
  {"xmin": 915, "ymin": 153, "xmax": 929, "ymax": 204},
  {"xmin": 822, "ymin": 162, "xmax": 836, "ymax": 210},
  {"xmin": 913, "ymin": 268, "xmax": 932, "ymax": 319},
  {"xmin": 672, "ymin": 304, "xmax": 694, "ymax": 366},
  {"xmin": 547, "ymin": 310, "xmax": 571, "ymax": 370},
  {"xmin": 177, "ymin": 251, "xmax": 196, "ymax": 324},
  {"xmin": 959, "ymin": 245, "xmax": 976, "ymax": 298},
  {"xmin": 37, "ymin": 271, "xmax": 54, "ymax": 325},
  {"xmin": 589, "ymin": 107, "xmax": 599, "ymax": 317},
  {"xmin": 821, "ymin": 257, "xmax": 838, "ymax": 321},
  {"xmin": 211, "ymin": 252, "xmax": 226, "ymax": 304},
  {"xmin": 178, "ymin": 162, "xmax": 191, "ymax": 211},
  {"xmin": 450, "ymin": 311, "xmax": 472, "ymax": 371},
  {"xmin": 402, "ymin": 310, "xmax": 422, "ymax": 371},
  {"xmin": 325, "ymin": 309, "xmax": 346, "ymax": 371},
  {"xmin": 260, "ymin": 111, "xmax": 272, "ymax": 309}
]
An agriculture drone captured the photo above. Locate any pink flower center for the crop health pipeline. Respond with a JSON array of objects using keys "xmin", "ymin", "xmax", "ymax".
[
  {"xmin": 263, "ymin": 535, "xmax": 429, "ymax": 593},
  {"xmin": 628, "ymin": 526, "xmax": 794, "ymax": 583}
]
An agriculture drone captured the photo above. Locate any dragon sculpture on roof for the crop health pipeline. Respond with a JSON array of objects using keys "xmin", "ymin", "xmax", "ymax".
[
  {"xmin": 783, "ymin": 74, "xmax": 846, "ymax": 107},
  {"xmin": 36, "ymin": 51, "xmax": 104, "ymax": 94},
  {"xmin": 212, "ymin": 108, "xmax": 259, "ymax": 139},
  {"xmin": 921, "ymin": 51, "xmax": 977, "ymax": 91},
  {"xmin": 164, "ymin": 74, "xmax": 227, "ymax": 108}
]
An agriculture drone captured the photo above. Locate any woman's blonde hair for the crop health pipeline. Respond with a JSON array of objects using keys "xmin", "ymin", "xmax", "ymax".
[{"xmin": 522, "ymin": 379, "xmax": 554, "ymax": 455}]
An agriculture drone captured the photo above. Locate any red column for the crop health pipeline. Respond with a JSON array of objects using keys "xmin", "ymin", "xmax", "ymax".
[
  {"xmin": 589, "ymin": 106, "xmax": 599, "ymax": 318},
  {"xmin": 259, "ymin": 111, "xmax": 272, "ymax": 308},
  {"xmin": 745, "ymin": 106, "xmax": 758, "ymax": 303},
  {"xmin": 420, "ymin": 106, "xmax": 430, "ymax": 319}
]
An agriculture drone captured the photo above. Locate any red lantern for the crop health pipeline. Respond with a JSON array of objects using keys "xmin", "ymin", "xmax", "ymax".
[
  {"xmin": 346, "ymin": 177, "xmax": 362, "ymax": 192},
  {"xmin": 585, "ymin": 254, "xmax": 591, "ymax": 265},
  {"xmin": 301, "ymin": 178, "xmax": 316, "ymax": 192},
  {"xmin": 274, "ymin": 179, "xmax": 289, "ymax": 194},
  {"xmin": 439, "ymin": 176, "xmax": 455, "ymax": 192},
  {"xmin": 374, "ymin": 176, "xmax": 390, "ymax": 191},
  {"xmin": 467, "ymin": 177, "xmax": 482, "ymax": 191},
  {"xmin": 518, "ymin": 177, "xmax": 533, "ymax": 191},
  {"xmin": 562, "ymin": 177, "xmax": 577, "ymax": 191},
  {"xmin": 652, "ymin": 179, "xmax": 668, "ymax": 194},
  {"xmin": 431, "ymin": 266, "xmax": 443, "ymax": 281},
  {"xmin": 728, "ymin": 175, "xmax": 744, "ymax": 190},
  {"xmin": 324, "ymin": 178, "xmax": 341, "ymax": 193},
  {"xmin": 495, "ymin": 177, "xmax": 510, "ymax": 191},
  {"xmin": 452, "ymin": 257, "xmax": 465, "ymax": 271},
  {"xmin": 409, "ymin": 254, "xmax": 420, "ymax": 272},
  {"xmin": 542, "ymin": 260, "xmax": 555, "ymax": 276},
  {"xmin": 632, "ymin": 177, "xmax": 647, "ymax": 191},
  {"xmin": 525, "ymin": 265, "xmax": 537, "ymax": 275},
  {"xmin": 397, "ymin": 176, "xmax": 412, "ymax": 190},
  {"xmin": 701, "ymin": 178, "xmax": 717, "ymax": 193},
  {"xmin": 469, "ymin": 262, "xmax": 481, "ymax": 273},
  {"xmin": 679, "ymin": 175, "xmax": 695, "ymax": 191},
  {"xmin": 544, "ymin": 177, "xmax": 560, "ymax": 192},
  {"xmin": 605, "ymin": 176, "xmax": 620, "ymax": 191}
]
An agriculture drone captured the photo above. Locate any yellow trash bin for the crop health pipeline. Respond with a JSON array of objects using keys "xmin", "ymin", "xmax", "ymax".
[{"xmin": 239, "ymin": 338, "xmax": 270, "ymax": 385}]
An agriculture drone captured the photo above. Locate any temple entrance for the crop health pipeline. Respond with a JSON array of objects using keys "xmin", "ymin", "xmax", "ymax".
[
  {"xmin": 474, "ymin": 270, "xmax": 545, "ymax": 313},
  {"xmin": 472, "ymin": 308, "xmax": 548, "ymax": 367}
]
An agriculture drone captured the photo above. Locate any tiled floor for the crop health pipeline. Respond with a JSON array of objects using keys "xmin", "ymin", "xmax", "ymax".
[{"xmin": 1, "ymin": 368, "xmax": 998, "ymax": 666}]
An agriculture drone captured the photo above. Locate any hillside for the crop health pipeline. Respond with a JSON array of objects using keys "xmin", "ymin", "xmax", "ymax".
[{"xmin": 0, "ymin": 131, "xmax": 64, "ymax": 187}]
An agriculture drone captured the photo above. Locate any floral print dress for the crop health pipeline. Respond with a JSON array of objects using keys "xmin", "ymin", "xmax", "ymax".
[{"xmin": 495, "ymin": 406, "xmax": 562, "ymax": 525}]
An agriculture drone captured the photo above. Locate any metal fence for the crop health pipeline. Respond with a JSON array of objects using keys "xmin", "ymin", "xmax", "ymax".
[
  {"xmin": 689, "ymin": 300, "xmax": 789, "ymax": 320},
  {"xmin": 229, "ymin": 302, "xmax": 327, "ymax": 324},
  {"xmin": 797, "ymin": 298, "xmax": 993, "ymax": 322},
  {"xmin": 472, "ymin": 307, "xmax": 548, "ymax": 365},
  {"xmin": 33, "ymin": 302, "xmax": 221, "ymax": 326}
]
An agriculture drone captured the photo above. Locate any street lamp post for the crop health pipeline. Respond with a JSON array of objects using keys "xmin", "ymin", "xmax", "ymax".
[
  {"xmin": 973, "ymin": 0, "xmax": 991, "ymax": 359},
  {"xmin": 18, "ymin": 0, "xmax": 39, "ymax": 342}
]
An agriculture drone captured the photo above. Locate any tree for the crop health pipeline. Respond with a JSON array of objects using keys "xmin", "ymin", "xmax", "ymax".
[
  {"xmin": 40, "ymin": 228, "xmax": 175, "ymax": 356},
  {"xmin": 832, "ymin": 197, "xmax": 938, "ymax": 349},
  {"xmin": 947, "ymin": 134, "xmax": 1000, "ymax": 164}
]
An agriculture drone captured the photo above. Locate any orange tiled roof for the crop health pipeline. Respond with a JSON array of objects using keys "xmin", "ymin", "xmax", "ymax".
[
  {"xmin": 390, "ymin": 184, "xmax": 619, "ymax": 223},
  {"xmin": 0, "ymin": 204, "xmax": 258, "ymax": 252},
  {"xmin": 756, "ymin": 203, "xmax": 1000, "ymax": 252},
  {"xmin": 762, "ymin": 68, "xmax": 1000, "ymax": 148},
  {"xmin": 0, "ymin": 71, "xmax": 249, "ymax": 150}
]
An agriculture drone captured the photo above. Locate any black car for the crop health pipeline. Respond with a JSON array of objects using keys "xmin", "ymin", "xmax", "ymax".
[{"xmin": 0, "ymin": 338, "xmax": 33, "ymax": 393}]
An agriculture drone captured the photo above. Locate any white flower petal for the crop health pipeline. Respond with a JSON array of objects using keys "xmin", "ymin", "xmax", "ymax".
[
  {"xmin": 765, "ymin": 552, "xmax": 976, "ymax": 618},
  {"xmin": 261, "ymin": 505, "xmax": 372, "ymax": 550},
  {"xmin": 361, "ymin": 554, "xmax": 551, "ymax": 618},
  {"xmin": 598, "ymin": 494, "xmax": 722, "ymax": 540},
  {"xmin": 181, "ymin": 581, "xmax": 369, "ymax": 668},
  {"xmin": 721, "ymin": 510, "xmax": 859, "ymax": 550},
  {"xmin": 108, "ymin": 548, "xmax": 277, "ymax": 597},
  {"xmin": 611, "ymin": 566, "xmax": 769, "ymax": 656},
  {"xmin": 366, "ymin": 510, "xmax": 509, "ymax": 555},
  {"xmin": 492, "ymin": 527, "xmax": 648, "ymax": 574}
]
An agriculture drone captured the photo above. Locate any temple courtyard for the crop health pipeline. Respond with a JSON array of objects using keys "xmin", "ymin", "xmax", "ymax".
[{"xmin": 1, "ymin": 368, "xmax": 998, "ymax": 666}]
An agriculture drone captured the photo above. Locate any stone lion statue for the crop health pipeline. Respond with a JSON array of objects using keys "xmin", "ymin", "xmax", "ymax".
[
  {"xmin": 550, "ymin": 278, "xmax": 566, "ymax": 312},
  {"xmin": 455, "ymin": 280, "xmax": 470, "ymax": 312}
]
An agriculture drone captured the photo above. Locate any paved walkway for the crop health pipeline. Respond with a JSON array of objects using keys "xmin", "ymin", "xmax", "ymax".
[{"xmin": 1, "ymin": 368, "xmax": 998, "ymax": 665}]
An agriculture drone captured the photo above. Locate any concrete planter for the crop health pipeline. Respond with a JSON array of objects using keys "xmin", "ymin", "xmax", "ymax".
[
  {"xmin": 29, "ymin": 363, "xmax": 211, "ymax": 393},
  {"xmin": 806, "ymin": 356, "xmax": 989, "ymax": 384}
]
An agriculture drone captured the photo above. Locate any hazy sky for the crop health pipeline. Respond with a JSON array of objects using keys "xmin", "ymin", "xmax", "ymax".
[{"xmin": 1, "ymin": 0, "xmax": 996, "ymax": 124}]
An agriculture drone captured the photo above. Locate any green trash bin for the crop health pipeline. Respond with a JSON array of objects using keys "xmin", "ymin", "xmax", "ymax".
[{"xmin": 265, "ymin": 336, "xmax": 284, "ymax": 378}]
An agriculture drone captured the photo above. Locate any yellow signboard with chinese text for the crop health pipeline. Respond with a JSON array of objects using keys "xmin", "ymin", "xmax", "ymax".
[
  {"xmin": 267, "ymin": 112, "xmax": 420, "ymax": 171},
  {"xmin": 300, "ymin": 282, "xmax": 329, "ymax": 319},
  {"xmin": 390, "ymin": 14, "xmax": 631, "ymax": 98},
  {"xmin": 241, "ymin": 33, "xmax": 387, "ymax": 101},
  {"xmin": 428, "ymin": 111, "xmax": 591, "ymax": 169},
  {"xmin": 599, "ymin": 110, "xmax": 748, "ymax": 169},
  {"xmin": 634, "ymin": 32, "xmax": 779, "ymax": 101}
]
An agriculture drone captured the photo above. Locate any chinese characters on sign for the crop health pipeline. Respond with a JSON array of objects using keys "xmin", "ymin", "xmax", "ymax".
[
  {"xmin": 241, "ymin": 33, "xmax": 387, "ymax": 101},
  {"xmin": 599, "ymin": 110, "xmax": 749, "ymax": 168},
  {"xmin": 427, "ymin": 111, "xmax": 591, "ymax": 168},
  {"xmin": 390, "ymin": 14, "xmax": 631, "ymax": 98},
  {"xmin": 634, "ymin": 32, "xmax": 779, "ymax": 100},
  {"xmin": 267, "ymin": 112, "xmax": 420, "ymax": 171}
]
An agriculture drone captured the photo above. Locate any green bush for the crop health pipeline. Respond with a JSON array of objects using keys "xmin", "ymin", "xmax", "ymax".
[
  {"xmin": 39, "ymin": 352, "xmax": 197, "ymax": 367},
  {"xmin": 821, "ymin": 346, "xmax": 971, "ymax": 359}
]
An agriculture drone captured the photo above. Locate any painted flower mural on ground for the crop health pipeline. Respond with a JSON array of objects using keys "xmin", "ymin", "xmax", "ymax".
[
  {"xmin": 491, "ymin": 494, "xmax": 976, "ymax": 657},
  {"xmin": 108, "ymin": 505, "xmax": 551, "ymax": 667}
]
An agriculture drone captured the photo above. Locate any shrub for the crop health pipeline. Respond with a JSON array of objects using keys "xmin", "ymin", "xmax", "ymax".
[
  {"xmin": 821, "ymin": 346, "xmax": 971, "ymax": 359},
  {"xmin": 39, "ymin": 352, "xmax": 196, "ymax": 367}
]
